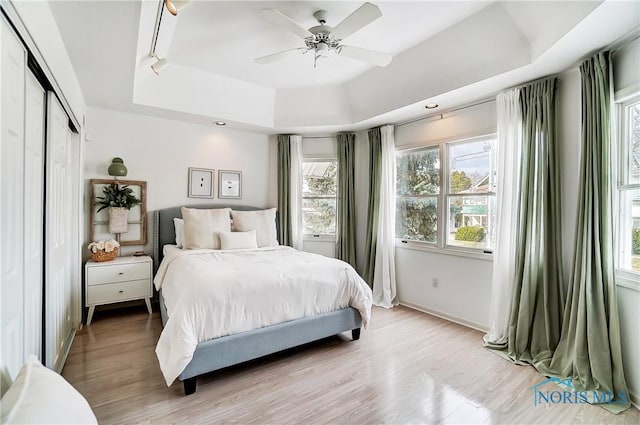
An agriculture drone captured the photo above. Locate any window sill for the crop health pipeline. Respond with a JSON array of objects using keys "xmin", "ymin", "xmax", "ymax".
[
  {"xmin": 303, "ymin": 234, "xmax": 336, "ymax": 243},
  {"xmin": 615, "ymin": 269, "xmax": 640, "ymax": 292},
  {"xmin": 395, "ymin": 239, "xmax": 493, "ymax": 262}
]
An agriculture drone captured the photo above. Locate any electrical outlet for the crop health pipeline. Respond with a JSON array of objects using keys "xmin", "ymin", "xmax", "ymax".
[{"xmin": 432, "ymin": 278, "xmax": 439, "ymax": 288}]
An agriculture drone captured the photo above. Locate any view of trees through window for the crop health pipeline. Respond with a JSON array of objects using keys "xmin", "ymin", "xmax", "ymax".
[
  {"xmin": 396, "ymin": 147, "xmax": 439, "ymax": 242},
  {"xmin": 395, "ymin": 136, "xmax": 497, "ymax": 252},
  {"xmin": 302, "ymin": 161, "xmax": 337, "ymax": 235}
]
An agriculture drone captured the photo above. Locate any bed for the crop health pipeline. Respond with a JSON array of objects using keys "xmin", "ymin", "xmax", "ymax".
[{"xmin": 153, "ymin": 205, "xmax": 372, "ymax": 395}]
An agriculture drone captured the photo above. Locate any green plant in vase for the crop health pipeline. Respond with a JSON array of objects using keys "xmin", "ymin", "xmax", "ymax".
[{"xmin": 96, "ymin": 183, "xmax": 141, "ymax": 234}]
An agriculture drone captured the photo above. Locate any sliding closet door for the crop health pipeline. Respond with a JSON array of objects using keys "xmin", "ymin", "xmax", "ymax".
[
  {"xmin": 24, "ymin": 71, "xmax": 45, "ymax": 361},
  {"xmin": 0, "ymin": 17, "xmax": 26, "ymax": 393},
  {"xmin": 45, "ymin": 93, "xmax": 75, "ymax": 371}
]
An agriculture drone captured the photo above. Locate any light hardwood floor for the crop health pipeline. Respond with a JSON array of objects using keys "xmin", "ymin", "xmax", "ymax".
[{"xmin": 62, "ymin": 305, "xmax": 639, "ymax": 424}]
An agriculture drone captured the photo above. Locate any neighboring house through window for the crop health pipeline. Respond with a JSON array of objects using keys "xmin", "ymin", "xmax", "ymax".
[{"xmin": 396, "ymin": 135, "xmax": 497, "ymax": 254}]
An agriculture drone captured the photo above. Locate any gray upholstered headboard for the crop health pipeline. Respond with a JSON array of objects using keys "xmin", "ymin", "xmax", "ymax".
[{"xmin": 153, "ymin": 204, "xmax": 267, "ymax": 271}]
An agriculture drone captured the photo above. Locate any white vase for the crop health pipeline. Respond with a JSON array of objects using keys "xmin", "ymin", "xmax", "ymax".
[{"xmin": 108, "ymin": 207, "xmax": 129, "ymax": 234}]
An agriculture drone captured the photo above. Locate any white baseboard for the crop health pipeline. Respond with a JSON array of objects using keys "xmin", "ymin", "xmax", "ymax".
[
  {"xmin": 399, "ymin": 301, "xmax": 489, "ymax": 332},
  {"xmin": 630, "ymin": 389, "xmax": 639, "ymax": 410}
]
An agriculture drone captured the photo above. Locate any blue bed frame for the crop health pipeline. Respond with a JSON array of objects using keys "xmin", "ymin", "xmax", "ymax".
[{"xmin": 153, "ymin": 205, "xmax": 362, "ymax": 395}]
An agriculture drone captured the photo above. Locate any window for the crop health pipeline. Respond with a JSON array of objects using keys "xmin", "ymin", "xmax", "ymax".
[
  {"xmin": 396, "ymin": 147, "xmax": 440, "ymax": 243},
  {"xmin": 446, "ymin": 138, "xmax": 496, "ymax": 251},
  {"xmin": 616, "ymin": 93, "xmax": 640, "ymax": 274},
  {"xmin": 302, "ymin": 160, "xmax": 337, "ymax": 236},
  {"xmin": 395, "ymin": 135, "xmax": 497, "ymax": 254}
]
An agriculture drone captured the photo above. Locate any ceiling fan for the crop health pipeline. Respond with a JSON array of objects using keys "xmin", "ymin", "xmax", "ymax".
[{"xmin": 255, "ymin": 2, "xmax": 392, "ymax": 68}]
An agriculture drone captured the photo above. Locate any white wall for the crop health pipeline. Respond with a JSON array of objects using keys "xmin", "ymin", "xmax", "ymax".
[
  {"xmin": 392, "ymin": 101, "xmax": 497, "ymax": 330},
  {"xmin": 84, "ymin": 107, "xmax": 274, "ymax": 256}
]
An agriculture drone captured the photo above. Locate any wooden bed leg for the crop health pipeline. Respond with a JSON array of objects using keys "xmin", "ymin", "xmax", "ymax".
[
  {"xmin": 352, "ymin": 328, "xmax": 361, "ymax": 341},
  {"xmin": 183, "ymin": 377, "xmax": 197, "ymax": 395}
]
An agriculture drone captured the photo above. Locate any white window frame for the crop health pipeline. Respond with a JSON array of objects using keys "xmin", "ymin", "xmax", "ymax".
[
  {"xmin": 395, "ymin": 134, "xmax": 496, "ymax": 260},
  {"xmin": 301, "ymin": 156, "xmax": 337, "ymax": 242},
  {"xmin": 614, "ymin": 86, "xmax": 640, "ymax": 289}
]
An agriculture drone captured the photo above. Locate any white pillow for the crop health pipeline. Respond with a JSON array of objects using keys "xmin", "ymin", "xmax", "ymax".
[
  {"xmin": 173, "ymin": 218, "xmax": 184, "ymax": 248},
  {"xmin": 231, "ymin": 209, "xmax": 278, "ymax": 247},
  {"xmin": 1, "ymin": 355, "xmax": 98, "ymax": 424},
  {"xmin": 219, "ymin": 230, "xmax": 258, "ymax": 250},
  {"xmin": 182, "ymin": 207, "xmax": 231, "ymax": 250}
]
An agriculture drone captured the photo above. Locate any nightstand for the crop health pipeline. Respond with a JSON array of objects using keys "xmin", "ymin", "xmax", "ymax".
[{"xmin": 85, "ymin": 255, "xmax": 153, "ymax": 325}]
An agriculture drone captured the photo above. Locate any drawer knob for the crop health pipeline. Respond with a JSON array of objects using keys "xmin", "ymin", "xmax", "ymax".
[
  {"xmin": 118, "ymin": 272, "xmax": 124, "ymax": 275},
  {"xmin": 118, "ymin": 290, "xmax": 124, "ymax": 294}
]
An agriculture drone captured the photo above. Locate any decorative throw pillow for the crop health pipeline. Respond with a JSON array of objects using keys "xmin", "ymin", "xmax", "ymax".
[
  {"xmin": 0, "ymin": 355, "xmax": 98, "ymax": 424},
  {"xmin": 173, "ymin": 218, "xmax": 184, "ymax": 248},
  {"xmin": 230, "ymin": 209, "xmax": 278, "ymax": 247},
  {"xmin": 219, "ymin": 230, "xmax": 258, "ymax": 250},
  {"xmin": 181, "ymin": 207, "xmax": 231, "ymax": 249}
]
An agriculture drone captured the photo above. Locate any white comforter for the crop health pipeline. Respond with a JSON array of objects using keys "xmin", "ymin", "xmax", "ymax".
[{"xmin": 154, "ymin": 245, "xmax": 373, "ymax": 386}]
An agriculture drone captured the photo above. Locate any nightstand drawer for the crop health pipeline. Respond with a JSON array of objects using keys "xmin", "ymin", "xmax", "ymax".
[
  {"xmin": 87, "ymin": 262, "xmax": 149, "ymax": 286},
  {"xmin": 87, "ymin": 280, "xmax": 151, "ymax": 305}
]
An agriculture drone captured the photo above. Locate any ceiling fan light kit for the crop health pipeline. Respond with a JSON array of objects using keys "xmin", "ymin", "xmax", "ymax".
[{"xmin": 255, "ymin": 2, "xmax": 392, "ymax": 68}]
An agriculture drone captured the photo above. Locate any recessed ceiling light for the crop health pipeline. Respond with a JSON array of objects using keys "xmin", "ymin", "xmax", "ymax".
[
  {"xmin": 214, "ymin": 121, "xmax": 226, "ymax": 126},
  {"xmin": 425, "ymin": 103, "xmax": 439, "ymax": 109}
]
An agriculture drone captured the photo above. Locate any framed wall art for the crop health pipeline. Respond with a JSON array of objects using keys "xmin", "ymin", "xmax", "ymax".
[
  {"xmin": 188, "ymin": 167, "xmax": 214, "ymax": 198},
  {"xmin": 218, "ymin": 170, "xmax": 242, "ymax": 199}
]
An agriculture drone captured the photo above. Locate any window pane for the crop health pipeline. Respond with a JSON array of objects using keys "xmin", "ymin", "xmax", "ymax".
[
  {"xmin": 448, "ymin": 139, "xmax": 496, "ymax": 194},
  {"xmin": 396, "ymin": 148, "xmax": 440, "ymax": 195},
  {"xmin": 619, "ymin": 189, "xmax": 640, "ymax": 273},
  {"xmin": 396, "ymin": 197, "xmax": 438, "ymax": 243},
  {"xmin": 626, "ymin": 101, "xmax": 640, "ymax": 185},
  {"xmin": 303, "ymin": 161, "xmax": 337, "ymax": 197},
  {"xmin": 302, "ymin": 198, "xmax": 336, "ymax": 235},
  {"xmin": 447, "ymin": 195, "xmax": 495, "ymax": 250}
]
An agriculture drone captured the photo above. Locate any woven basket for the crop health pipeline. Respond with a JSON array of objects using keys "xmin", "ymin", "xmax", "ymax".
[{"xmin": 91, "ymin": 247, "xmax": 118, "ymax": 262}]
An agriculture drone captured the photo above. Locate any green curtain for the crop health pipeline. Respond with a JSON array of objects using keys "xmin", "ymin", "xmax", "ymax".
[
  {"xmin": 277, "ymin": 135, "xmax": 292, "ymax": 246},
  {"xmin": 362, "ymin": 127, "xmax": 381, "ymax": 287},
  {"xmin": 336, "ymin": 133, "xmax": 356, "ymax": 268},
  {"xmin": 503, "ymin": 77, "xmax": 565, "ymax": 365},
  {"xmin": 538, "ymin": 51, "xmax": 630, "ymax": 413}
]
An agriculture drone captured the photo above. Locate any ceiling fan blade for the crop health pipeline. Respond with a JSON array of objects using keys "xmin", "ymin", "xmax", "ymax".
[
  {"xmin": 339, "ymin": 45, "xmax": 392, "ymax": 67},
  {"xmin": 331, "ymin": 2, "xmax": 382, "ymax": 40},
  {"xmin": 255, "ymin": 48, "xmax": 306, "ymax": 65},
  {"xmin": 260, "ymin": 9, "xmax": 313, "ymax": 39}
]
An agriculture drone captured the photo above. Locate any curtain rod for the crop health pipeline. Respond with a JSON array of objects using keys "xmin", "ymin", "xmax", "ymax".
[
  {"xmin": 396, "ymin": 97, "xmax": 495, "ymax": 128},
  {"xmin": 298, "ymin": 97, "xmax": 496, "ymax": 138}
]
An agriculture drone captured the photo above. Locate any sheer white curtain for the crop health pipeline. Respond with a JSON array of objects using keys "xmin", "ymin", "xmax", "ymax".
[
  {"xmin": 372, "ymin": 124, "xmax": 398, "ymax": 308},
  {"xmin": 484, "ymin": 89, "xmax": 522, "ymax": 346},
  {"xmin": 289, "ymin": 135, "xmax": 303, "ymax": 250}
]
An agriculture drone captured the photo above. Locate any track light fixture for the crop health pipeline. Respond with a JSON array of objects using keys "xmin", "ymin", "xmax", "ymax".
[
  {"xmin": 164, "ymin": 0, "xmax": 191, "ymax": 16},
  {"xmin": 151, "ymin": 55, "xmax": 170, "ymax": 75}
]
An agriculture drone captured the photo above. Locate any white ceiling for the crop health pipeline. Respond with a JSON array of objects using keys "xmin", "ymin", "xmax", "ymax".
[
  {"xmin": 168, "ymin": 1, "xmax": 491, "ymax": 89},
  {"xmin": 48, "ymin": 0, "xmax": 640, "ymax": 134}
]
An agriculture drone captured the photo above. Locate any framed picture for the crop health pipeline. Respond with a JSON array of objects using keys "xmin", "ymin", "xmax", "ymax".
[
  {"xmin": 188, "ymin": 168, "xmax": 214, "ymax": 198},
  {"xmin": 218, "ymin": 170, "xmax": 242, "ymax": 199}
]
